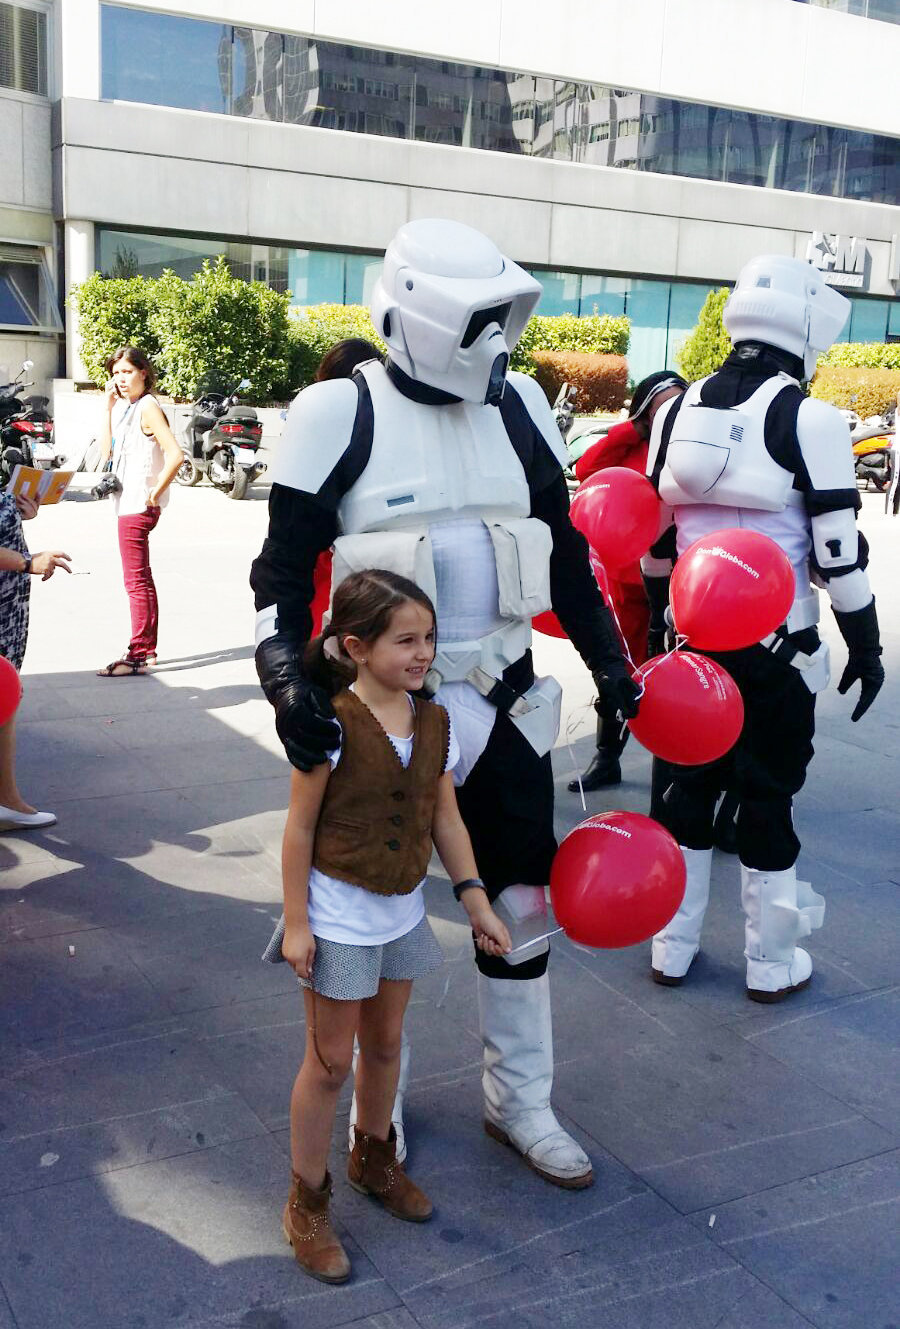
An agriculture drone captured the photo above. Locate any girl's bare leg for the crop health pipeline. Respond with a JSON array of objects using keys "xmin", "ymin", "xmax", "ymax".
[
  {"xmin": 290, "ymin": 990, "xmax": 359, "ymax": 1188},
  {"xmin": 0, "ymin": 717, "xmax": 33, "ymax": 813},
  {"xmin": 355, "ymin": 979, "xmax": 413, "ymax": 1141}
]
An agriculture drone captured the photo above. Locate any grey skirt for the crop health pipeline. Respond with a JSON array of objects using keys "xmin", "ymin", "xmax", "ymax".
[{"xmin": 262, "ymin": 913, "xmax": 444, "ymax": 1002}]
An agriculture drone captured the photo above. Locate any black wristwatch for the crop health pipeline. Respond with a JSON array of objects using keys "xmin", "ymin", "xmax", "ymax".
[
  {"xmin": 452, "ymin": 877, "xmax": 485, "ymax": 902},
  {"xmin": 20, "ymin": 555, "xmax": 32, "ymax": 576}
]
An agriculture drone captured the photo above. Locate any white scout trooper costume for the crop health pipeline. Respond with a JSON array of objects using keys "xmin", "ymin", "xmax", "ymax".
[
  {"xmin": 645, "ymin": 255, "xmax": 884, "ymax": 1002},
  {"xmin": 251, "ymin": 219, "xmax": 639, "ymax": 1187}
]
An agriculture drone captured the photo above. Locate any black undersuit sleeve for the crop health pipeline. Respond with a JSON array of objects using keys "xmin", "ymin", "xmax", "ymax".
[{"xmin": 249, "ymin": 484, "xmax": 338, "ymax": 641}]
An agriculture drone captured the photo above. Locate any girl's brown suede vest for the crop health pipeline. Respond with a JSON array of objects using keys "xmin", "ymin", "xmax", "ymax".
[{"xmin": 312, "ymin": 689, "xmax": 450, "ymax": 896}]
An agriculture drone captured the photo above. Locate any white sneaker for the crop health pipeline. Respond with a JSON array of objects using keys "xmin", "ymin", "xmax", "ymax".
[{"xmin": 0, "ymin": 805, "xmax": 57, "ymax": 832}]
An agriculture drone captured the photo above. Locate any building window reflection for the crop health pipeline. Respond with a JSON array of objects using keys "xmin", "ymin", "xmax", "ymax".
[{"xmin": 100, "ymin": 5, "xmax": 899, "ymax": 206}]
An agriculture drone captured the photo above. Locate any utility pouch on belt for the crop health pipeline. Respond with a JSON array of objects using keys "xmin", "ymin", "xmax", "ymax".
[
  {"xmin": 486, "ymin": 518, "xmax": 553, "ymax": 618},
  {"xmin": 331, "ymin": 528, "xmax": 437, "ymax": 606}
]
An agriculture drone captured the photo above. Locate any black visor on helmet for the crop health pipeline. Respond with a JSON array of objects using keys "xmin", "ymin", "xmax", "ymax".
[{"xmin": 461, "ymin": 302, "xmax": 512, "ymax": 349}]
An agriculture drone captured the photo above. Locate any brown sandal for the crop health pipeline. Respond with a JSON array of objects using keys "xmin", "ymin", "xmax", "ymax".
[{"xmin": 97, "ymin": 658, "xmax": 147, "ymax": 677}]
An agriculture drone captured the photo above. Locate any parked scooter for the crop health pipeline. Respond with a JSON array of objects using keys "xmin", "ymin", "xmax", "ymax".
[
  {"xmin": 842, "ymin": 404, "xmax": 895, "ymax": 493},
  {"xmin": 0, "ymin": 360, "xmax": 60, "ymax": 483},
  {"xmin": 176, "ymin": 378, "xmax": 266, "ymax": 500}
]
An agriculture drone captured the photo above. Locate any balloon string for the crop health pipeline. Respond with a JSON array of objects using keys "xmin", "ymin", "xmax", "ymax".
[
  {"xmin": 618, "ymin": 633, "xmax": 689, "ymax": 741},
  {"xmin": 507, "ymin": 926, "xmax": 565, "ymax": 955},
  {"xmin": 564, "ymin": 705, "xmax": 593, "ymax": 813}
]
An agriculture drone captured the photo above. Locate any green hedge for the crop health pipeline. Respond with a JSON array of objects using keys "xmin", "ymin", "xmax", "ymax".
[
  {"xmin": 817, "ymin": 342, "xmax": 900, "ymax": 371},
  {"xmin": 70, "ymin": 269, "xmax": 632, "ymax": 401},
  {"xmin": 70, "ymin": 259, "xmax": 293, "ymax": 402},
  {"xmin": 510, "ymin": 313, "xmax": 629, "ymax": 375},
  {"xmin": 810, "ymin": 365, "xmax": 900, "ymax": 416}
]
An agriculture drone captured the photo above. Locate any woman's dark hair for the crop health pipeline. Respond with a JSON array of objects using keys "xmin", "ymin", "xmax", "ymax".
[
  {"xmin": 315, "ymin": 338, "xmax": 381, "ymax": 383},
  {"xmin": 303, "ymin": 569, "xmax": 436, "ymax": 696},
  {"xmin": 627, "ymin": 370, "xmax": 687, "ymax": 423},
  {"xmin": 106, "ymin": 346, "xmax": 157, "ymax": 392}
]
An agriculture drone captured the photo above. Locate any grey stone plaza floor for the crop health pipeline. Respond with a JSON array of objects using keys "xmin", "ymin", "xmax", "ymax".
[{"xmin": 1, "ymin": 476, "xmax": 897, "ymax": 1329}]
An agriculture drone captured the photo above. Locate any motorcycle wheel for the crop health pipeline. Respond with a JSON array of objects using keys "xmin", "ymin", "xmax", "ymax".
[
  {"xmin": 228, "ymin": 467, "xmax": 249, "ymax": 501},
  {"xmin": 175, "ymin": 455, "xmax": 202, "ymax": 486}
]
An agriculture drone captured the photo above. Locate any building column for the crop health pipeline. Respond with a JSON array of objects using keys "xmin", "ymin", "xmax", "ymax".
[{"xmin": 64, "ymin": 219, "xmax": 94, "ymax": 381}]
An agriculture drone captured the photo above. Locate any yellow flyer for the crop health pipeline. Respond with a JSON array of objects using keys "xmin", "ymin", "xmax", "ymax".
[{"xmin": 5, "ymin": 465, "xmax": 74, "ymax": 505}]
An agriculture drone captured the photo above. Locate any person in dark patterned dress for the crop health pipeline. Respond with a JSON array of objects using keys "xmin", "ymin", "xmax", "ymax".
[{"xmin": 0, "ymin": 490, "xmax": 72, "ymax": 830}]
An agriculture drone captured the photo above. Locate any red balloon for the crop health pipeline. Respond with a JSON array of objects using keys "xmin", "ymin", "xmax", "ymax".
[
  {"xmin": 532, "ymin": 610, "xmax": 567, "ymax": 639},
  {"xmin": 550, "ymin": 811, "xmax": 686, "ymax": 948},
  {"xmin": 670, "ymin": 528, "xmax": 795, "ymax": 651},
  {"xmin": 569, "ymin": 467, "xmax": 661, "ymax": 571},
  {"xmin": 0, "ymin": 654, "xmax": 22, "ymax": 727},
  {"xmin": 628, "ymin": 651, "xmax": 744, "ymax": 765}
]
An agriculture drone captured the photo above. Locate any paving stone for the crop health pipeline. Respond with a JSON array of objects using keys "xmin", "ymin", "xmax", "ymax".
[
  {"xmin": 400, "ymin": 1210, "xmax": 753, "ymax": 1329},
  {"xmin": 0, "ymin": 926, "xmax": 170, "ymax": 1053},
  {"xmin": 730, "ymin": 986, "xmax": 900, "ymax": 1138},
  {"xmin": 15, "ymin": 716, "xmax": 168, "ymax": 803},
  {"xmin": 694, "ymin": 1151, "xmax": 900, "ymax": 1329},
  {"xmin": 544, "ymin": 946, "xmax": 894, "ymax": 1213},
  {"xmin": 0, "ymin": 1028, "xmax": 266, "ymax": 1195},
  {"xmin": 0, "ymin": 1136, "xmax": 399, "ymax": 1329}
]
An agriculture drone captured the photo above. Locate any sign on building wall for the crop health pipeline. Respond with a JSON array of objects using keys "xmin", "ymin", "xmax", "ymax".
[{"xmin": 806, "ymin": 232, "xmax": 867, "ymax": 289}]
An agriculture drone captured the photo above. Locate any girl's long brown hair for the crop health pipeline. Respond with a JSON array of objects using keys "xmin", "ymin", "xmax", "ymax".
[{"xmin": 304, "ymin": 569, "xmax": 436, "ymax": 697}]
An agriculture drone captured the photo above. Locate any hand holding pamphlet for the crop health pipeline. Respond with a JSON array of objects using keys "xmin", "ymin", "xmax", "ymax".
[{"xmin": 5, "ymin": 465, "xmax": 74, "ymax": 506}]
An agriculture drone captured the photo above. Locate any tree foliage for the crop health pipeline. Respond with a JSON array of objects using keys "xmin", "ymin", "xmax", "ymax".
[{"xmin": 675, "ymin": 287, "xmax": 732, "ymax": 382}]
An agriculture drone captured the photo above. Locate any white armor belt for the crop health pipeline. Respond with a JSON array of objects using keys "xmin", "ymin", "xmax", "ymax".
[
  {"xmin": 427, "ymin": 619, "xmax": 531, "ymax": 703},
  {"xmin": 760, "ymin": 631, "xmax": 830, "ymax": 694}
]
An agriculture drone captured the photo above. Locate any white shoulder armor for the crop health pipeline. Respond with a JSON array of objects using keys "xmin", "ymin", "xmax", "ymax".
[
  {"xmin": 268, "ymin": 379, "xmax": 359, "ymax": 494},
  {"xmin": 506, "ymin": 371, "xmax": 569, "ymax": 470},
  {"xmin": 796, "ymin": 397, "xmax": 856, "ymax": 493}
]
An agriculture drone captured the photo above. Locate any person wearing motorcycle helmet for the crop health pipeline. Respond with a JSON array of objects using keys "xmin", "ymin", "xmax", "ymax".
[
  {"xmin": 646, "ymin": 254, "xmax": 884, "ymax": 1003},
  {"xmin": 251, "ymin": 218, "xmax": 640, "ymax": 1192},
  {"xmin": 570, "ymin": 371, "xmax": 686, "ymax": 793}
]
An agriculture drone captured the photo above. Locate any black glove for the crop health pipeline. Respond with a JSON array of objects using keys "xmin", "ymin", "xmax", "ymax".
[
  {"xmin": 593, "ymin": 665, "xmax": 641, "ymax": 721},
  {"xmin": 256, "ymin": 632, "xmax": 340, "ymax": 770},
  {"xmin": 274, "ymin": 679, "xmax": 340, "ymax": 771},
  {"xmin": 833, "ymin": 600, "xmax": 884, "ymax": 723}
]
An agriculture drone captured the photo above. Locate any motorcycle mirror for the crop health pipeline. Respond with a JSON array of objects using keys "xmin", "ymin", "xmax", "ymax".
[
  {"xmin": 238, "ymin": 379, "xmax": 252, "ymax": 391},
  {"xmin": 22, "ymin": 360, "xmax": 34, "ymax": 372}
]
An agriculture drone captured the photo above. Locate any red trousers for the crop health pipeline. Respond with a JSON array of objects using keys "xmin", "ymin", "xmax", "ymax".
[{"xmin": 117, "ymin": 507, "xmax": 160, "ymax": 660}]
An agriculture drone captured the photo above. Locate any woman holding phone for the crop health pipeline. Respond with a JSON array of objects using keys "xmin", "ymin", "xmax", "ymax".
[{"xmin": 96, "ymin": 347, "xmax": 183, "ymax": 677}]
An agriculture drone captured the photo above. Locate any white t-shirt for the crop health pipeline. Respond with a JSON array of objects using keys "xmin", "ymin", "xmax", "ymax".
[
  {"xmin": 307, "ymin": 693, "xmax": 459, "ymax": 946},
  {"xmin": 110, "ymin": 394, "xmax": 172, "ymax": 517}
]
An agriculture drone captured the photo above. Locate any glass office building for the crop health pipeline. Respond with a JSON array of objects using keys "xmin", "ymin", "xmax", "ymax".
[{"xmin": 5, "ymin": 0, "xmax": 897, "ymax": 391}]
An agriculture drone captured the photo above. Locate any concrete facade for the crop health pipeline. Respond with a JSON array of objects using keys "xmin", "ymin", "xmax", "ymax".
[{"xmin": 3, "ymin": 0, "xmax": 899, "ymax": 392}]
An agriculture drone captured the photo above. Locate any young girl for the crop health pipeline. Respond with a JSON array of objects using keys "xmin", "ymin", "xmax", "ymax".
[{"xmin": 264, "ymin": 569, "xmax": 510, "ymax": 1284}]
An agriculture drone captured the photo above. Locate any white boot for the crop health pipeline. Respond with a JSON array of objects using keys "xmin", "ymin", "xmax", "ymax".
[
  {"xmin": 348, "ymin": 1028, "xmax": 410, "ymax": 1164},
  {"xmin": 742, "ymin": 865, "xmax": 825, "ymax": 1003},
  {"xmin": 477, "ymin": 971, "xmax": 593, "ymax": 1189},
  {"xmin": 651, "ymin": 847, "xmax": 712, "ymax": 984}
]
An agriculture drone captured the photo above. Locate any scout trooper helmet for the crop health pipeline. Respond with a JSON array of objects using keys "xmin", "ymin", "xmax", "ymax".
[
  {"xmin": 371, "ymin": 219, "xmax": 541, "ymax": 405},
  {"xmin": 723, "ymin": 255, "xmax": 850, "ymax": 380}
]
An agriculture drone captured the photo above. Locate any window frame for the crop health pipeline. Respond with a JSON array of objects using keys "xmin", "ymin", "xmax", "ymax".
[
  {"xmin": 0, "ymin": 0, "xmax": 53, "ymax": 102},
  {"xmin": 0, "ymin": 244, "xmax": 63, "ymax": 334}
]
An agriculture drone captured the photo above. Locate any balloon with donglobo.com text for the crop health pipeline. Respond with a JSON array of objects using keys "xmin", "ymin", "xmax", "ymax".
[
  {"xmin": 0, "ymin": 655, "xmax": 22, "ymax": 727},
  {"xmin": 628, "ymin": 651, "xmax": 744, "ymax": 766},
  {"xmin": 569, "ymin": 467, "xmax": 661, "ymax": 572},
  {"xmin": 670, "ymin": 528, "xmax": 795, "ymax": 651},
  {"xmin": 550, "ymin": 811, "xmax": 686, "ymax": 949}
]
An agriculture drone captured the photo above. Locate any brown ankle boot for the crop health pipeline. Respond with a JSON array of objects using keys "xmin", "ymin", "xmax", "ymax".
[
  {"xmin": 282, "ymin": 1170, "xmax": 351, "ymax": 1283},
  {"xmin": 348, "ymin": 1126, "xmax": 433, "ymax": 1223}
]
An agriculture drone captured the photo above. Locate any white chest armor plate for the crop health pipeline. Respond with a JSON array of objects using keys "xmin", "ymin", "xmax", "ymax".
[
  {"xmin": 338, "ymin": 361, "xmax": 531, "ymax": 535},
  {"xmin": 659, "ymin": 375, "xmax": 800, "ymax": 515}
]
